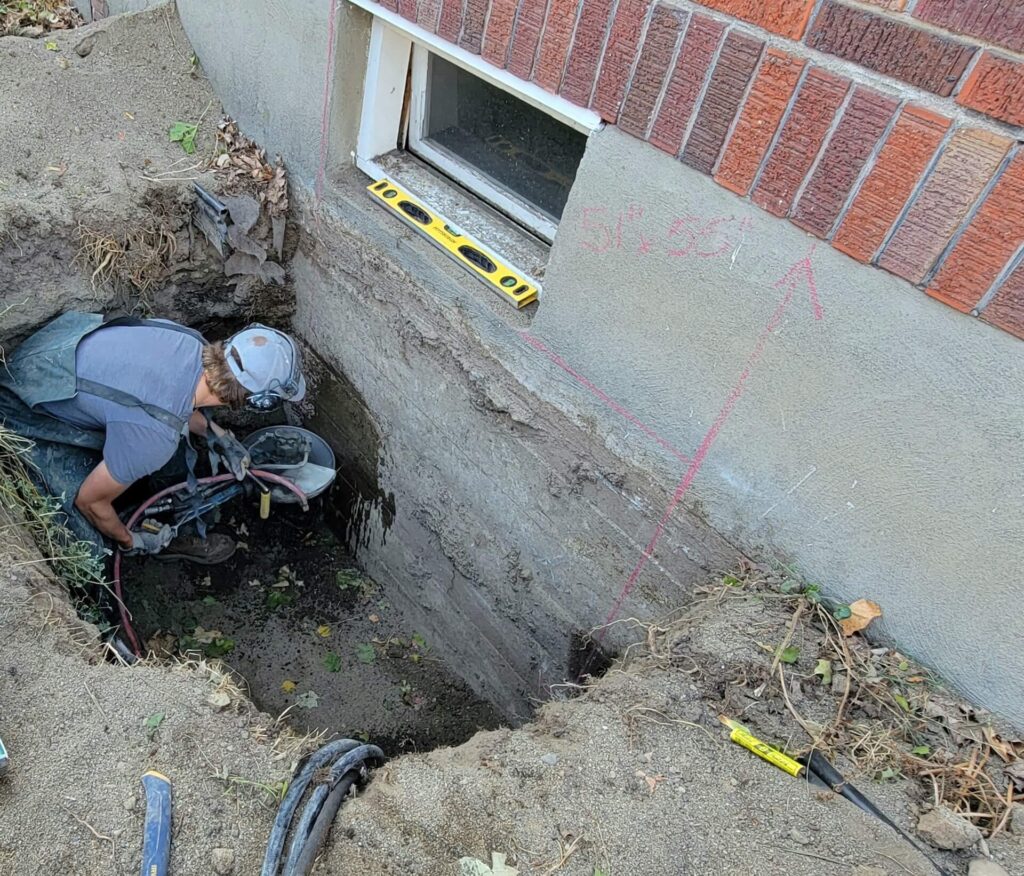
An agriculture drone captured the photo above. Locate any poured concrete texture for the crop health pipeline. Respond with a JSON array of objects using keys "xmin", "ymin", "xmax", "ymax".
[
  {"xmin": 295, "ymin": 131, "xmax": 1022, "ymax": 727},
  {"xmin": 291, "ymin": 174, "xmax": 738, "ymax": 719}
]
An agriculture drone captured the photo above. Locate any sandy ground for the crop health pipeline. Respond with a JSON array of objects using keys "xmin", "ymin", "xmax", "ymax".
[
  {"xmin": 4, "ymin": 519, "xmax": 1022, "ymax": 874},
  {"xmin": 0, "ymin": 1, "xmax": 223, "ymax": 342},
  {"xmin": 0, "ymin": 513, "xmax": 298, "ymax": 875}
]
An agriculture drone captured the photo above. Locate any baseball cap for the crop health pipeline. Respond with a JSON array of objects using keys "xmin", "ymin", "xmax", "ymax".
[{"xmin": 224, "ymin": 324, "xmax": 306, "ymax": 405}]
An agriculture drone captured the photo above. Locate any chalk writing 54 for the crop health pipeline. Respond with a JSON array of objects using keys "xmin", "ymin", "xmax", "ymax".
[{"xmin": 578, "ymin": 205, "xmax": 753, "ymax": 260}]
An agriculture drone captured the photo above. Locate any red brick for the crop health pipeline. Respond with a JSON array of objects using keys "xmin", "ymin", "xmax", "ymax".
[
  {"xmin": 458, "ymin": 0, "xmax": 489, "ymax": 53},
  {"xmin": 398, "ymin": 0, "xmax": 417, "ymax": 22},
  {"xmin": 681, "ymin": 31, "xmax": 763, "ymax": 175},
  {"xmin": 981, "ymin": 260, "xmax": 1024, "ymax": 338},
  {"xmin": 791, "ymin": 86, "xmax": 898, "ymax": 239},
  {"xmin": 806, "ymin": 1, "xmax": 976, "ymax": 97},
  {"xmin": 878, "ymin": 128, "xmax": 1011, "ymax": 284},
  {"xmin": 534, "ymin": 0, "xmax": 579, "ymax": 92},
  {"xmin": 560, "ymin": 0, "xmax": 615, "ymax": 106},
  {"xmin": 862, "ymin": 0, "xmax": 906, "ymax": 9},
  {"xmin": 417, "ymin": 0, "xmax": 442, "ymax": 30},
  {"xmin": 649, "ymin": 15, "xmax": 725, "ymax": 156},
  {"xmin": 689, "ymin": 0, "xmax": 815, "ymax": 39},
  {"xmin": 833, "ymin": 106, "xmax": 950, "ymax": 263},
  {"xmin": 914, "ymin": 0, "xmax": 1024, "ymax": 56},
  {"xmin": 506, "ymin": 0, "xmax": 547, "ymax": 79},
  {"xmin": 481, "ymin": 0, "xmax": 517, "ymax": 66},
  {"xmin": 714, "ymin": 48, "xmax": 803, "ymax": 196},
  {"xmin": 378, "ymin": 0, "xmax": 399, "ymax": 12},
  {"xmin": 957, "ymin": 51, "xmax": 1024, "ymax": 127},
  {"xmin": 926, "ymin": 151, "xmax": 1024, "ymax": 313},
  {"xmin": 618, "ymin": 5, "xmax": 685, "ymax": 138},
  {"xmin": 752, "ymin": 68, "xmax": 849, "ymax": 218},
  {"xmin": 437, "ymin": 0, "xmax": 464, "ymax": 40},
  {"xmin": 591, "ymin": 0, "xmax": 651, "ymax": 123}
]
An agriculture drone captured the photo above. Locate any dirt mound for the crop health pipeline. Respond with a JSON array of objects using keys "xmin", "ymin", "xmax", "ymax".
[
  {"xmin": 0, "ymin": 2, "xmax": 226, "ymax": 342},
  {"xmin": 0, "ymin": 510, "xmax": 306, "ymax": 875},
  {"xmin": 320, "ymin": 573, "xmax": 1024, "ymax": 875}
]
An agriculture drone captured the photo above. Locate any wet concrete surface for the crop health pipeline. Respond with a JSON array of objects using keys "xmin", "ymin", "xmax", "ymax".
[{"xmin": 124, "ymin": 501, "xmax": 506, "ymax": 755}]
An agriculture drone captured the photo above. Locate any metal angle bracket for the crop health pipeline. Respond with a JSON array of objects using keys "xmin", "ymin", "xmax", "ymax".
[
  {"xmin": 192, "ymin": 182, "xmax": 230, "ymax": 256},
  {"xmin": 366, "ymin": 178, "xmax": 540, "ymax": 309}
]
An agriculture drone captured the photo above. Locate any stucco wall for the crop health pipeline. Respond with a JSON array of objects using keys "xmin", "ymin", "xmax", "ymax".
[
  {"xmin": 175, "ymin": 0, "xmax": 368, "ymax": 187},
  {"xmin": 542, "ymin": 125, "xmax": 1024, "ymax": 725}
]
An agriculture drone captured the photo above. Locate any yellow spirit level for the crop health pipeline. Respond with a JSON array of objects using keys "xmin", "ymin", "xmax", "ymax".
[{"xmin": 366, "ymin": 178, "xmax": 539, "ymax": 309}]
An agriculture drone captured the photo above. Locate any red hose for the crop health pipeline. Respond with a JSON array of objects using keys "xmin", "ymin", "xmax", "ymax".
[{"xmin": 112, "ymin": 470, "xmax": 309, "ymax": 657}]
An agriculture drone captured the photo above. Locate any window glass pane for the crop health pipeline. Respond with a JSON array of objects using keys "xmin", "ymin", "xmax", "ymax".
[{"xmin": 421, "ymin": 54, "xmax": 587, "ymax": 222}]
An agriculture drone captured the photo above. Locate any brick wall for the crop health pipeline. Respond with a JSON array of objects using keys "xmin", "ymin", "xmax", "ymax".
[{"xmin": 375, "ymin": 0, "xmax": 1024, "ymax": 341}]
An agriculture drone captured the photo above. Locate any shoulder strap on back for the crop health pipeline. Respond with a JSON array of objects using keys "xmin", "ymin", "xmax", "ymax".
[
  {"xmin": 102, "ymin": 315, "xmax": 208, "ymax": 344},
  {"xmin": 75, "ymin": 377, "xmax": 188, "ymax": 433}
]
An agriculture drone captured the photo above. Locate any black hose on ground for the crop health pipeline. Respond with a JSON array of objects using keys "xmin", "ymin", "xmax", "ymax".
[
  {"xmin": 290, "ymin": 769, "xmax": 361, "ymax": 876},
  {"xmin": 261, "ymin": 740, "xmax": 384, "ymax": 876},
  {"xmin": 802, "ymin": 750, "xmax": 952, "ymax": 876},
  {"xmin": 281, "ymin": 784, "xmax": 329, "ymax": 875}
]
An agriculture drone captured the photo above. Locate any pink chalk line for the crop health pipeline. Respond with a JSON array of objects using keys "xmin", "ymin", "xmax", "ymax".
[
  {"xmin": 597, "ymin": 249, "xmax": 823, "ymax": 637},
  {"xmin": 519, "ymin": 331, "xmax": 690, "ymax": 465},
  {"xmin": 315, "ymin": 0, "xmax": 340, "ymax": 204}
]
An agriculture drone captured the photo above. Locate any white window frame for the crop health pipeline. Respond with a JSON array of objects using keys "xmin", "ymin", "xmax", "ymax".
[
  {"xmin": 352, "ymin": 1, "xmax": 602, "ymax": 242},
  {"xmin": 409, "ymin": 45, "xmax": 565, "ymax": 241}
]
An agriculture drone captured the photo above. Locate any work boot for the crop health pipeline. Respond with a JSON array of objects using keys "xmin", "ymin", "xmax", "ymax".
[{"xmin": 155, "ymin": 533, "xmax": 236, "ymax": 565}]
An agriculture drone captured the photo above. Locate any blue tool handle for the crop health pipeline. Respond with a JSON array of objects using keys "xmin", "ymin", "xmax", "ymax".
[{"xmin": 140, "ymin": 771, "xmax": 172, "ymax": 876}]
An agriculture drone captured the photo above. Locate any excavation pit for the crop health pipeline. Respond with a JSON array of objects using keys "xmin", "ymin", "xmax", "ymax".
[{"xmin": 124, "ymin": 502, "xmax": 506, "ymax": 755}]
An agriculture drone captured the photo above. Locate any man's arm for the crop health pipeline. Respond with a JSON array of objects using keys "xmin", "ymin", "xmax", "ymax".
[{"xmin": 75, "ymin": 462, "xmax": 132, "ymax": 549}]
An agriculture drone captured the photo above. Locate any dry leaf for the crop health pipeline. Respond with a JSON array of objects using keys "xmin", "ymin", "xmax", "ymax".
[
  {"xmin": 839, "ymin": 599, "xmax": 882, "ymax": 636},
  {"xmin": 1006, "ymin": 761, "xmax": 1024, "ymax": 791},
  {"xmin": 316, "ymin": 624, "xmax": 330, "ymax": 638},
  {"xmin": 984, "ymin": 725, "xmax": 1023, "ymax": 763},
  {"xmin": 193, "ymin": 626, "xmax": 223, "ymax": 644}
]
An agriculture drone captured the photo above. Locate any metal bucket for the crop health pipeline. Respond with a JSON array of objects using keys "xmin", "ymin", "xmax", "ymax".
[{"xmin": 242, "ymin": 426, "xmax": 337, "ymax": 504}]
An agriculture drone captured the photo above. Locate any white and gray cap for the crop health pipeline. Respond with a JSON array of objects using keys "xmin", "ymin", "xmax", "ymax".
[{"xmin": 224, "ymin": 324, "xmax": 306, "ymax": 403}]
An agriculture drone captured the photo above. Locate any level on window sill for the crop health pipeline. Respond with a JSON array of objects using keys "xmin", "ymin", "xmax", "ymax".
[{"xmin": 366, "ymin": 178, "xmax": 540, "ymax": 309}]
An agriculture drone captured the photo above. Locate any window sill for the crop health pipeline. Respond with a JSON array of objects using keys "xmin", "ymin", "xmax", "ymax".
[{"xmin": 362, "ymin": 150, "xmax": 551, "ymax": 286}]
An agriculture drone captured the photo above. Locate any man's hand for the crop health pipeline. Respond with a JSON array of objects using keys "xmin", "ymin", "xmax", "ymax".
[
  {"xmin": 126, "ymin": 523, "xmax": 174, "ymax": 556},
  {"xmin": 75, "ymin": 462, "xmax": 133, "ymax": 549}
]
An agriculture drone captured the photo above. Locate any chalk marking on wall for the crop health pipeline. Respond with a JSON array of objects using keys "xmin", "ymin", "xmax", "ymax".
[
  {"xmin": 761, "ymin": 465, "xmax": 817, "ymax": 518},
  {"xmin": 519, "ymin": 331, "xmax": 691, "ymax": 465},
  {"xmin": 596, "ymin": 246, "xmax": 824, "ymax": 638},
  {"xmin": 578, "ymin": 206, "xmax": 753, "ymax": 260},
  {"xmin": 315, "ymin": 0, "xmax": 340, "ymax": 204}
]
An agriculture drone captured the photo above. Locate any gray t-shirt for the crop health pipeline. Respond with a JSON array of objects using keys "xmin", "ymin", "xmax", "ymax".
[{"xmin": 40, "ymin": 323, "xmax": 204, "ymax": 485}]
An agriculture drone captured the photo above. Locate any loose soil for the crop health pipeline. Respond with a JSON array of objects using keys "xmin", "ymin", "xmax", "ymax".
[{"xmin": 124, "ymin": 501, "xmax": 505, "ymax": 756}]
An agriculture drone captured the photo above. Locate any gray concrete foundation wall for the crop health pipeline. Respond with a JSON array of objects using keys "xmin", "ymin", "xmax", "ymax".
[
  {"xmin": 292, "ymin": 175, "xmax": 738, "ymax": 718},
  {"xmin": 543, "ymin": 128, "xmax": 1023, "ymax": 725}
]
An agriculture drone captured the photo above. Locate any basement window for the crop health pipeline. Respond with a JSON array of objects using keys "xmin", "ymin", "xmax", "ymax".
[
  {"xmin": 407, "ymin": 48, "xmax": 587, "ymax": 241},
  {"xmin": 355, "ymin": 14, "xmax": 601, "ymax": 245}
]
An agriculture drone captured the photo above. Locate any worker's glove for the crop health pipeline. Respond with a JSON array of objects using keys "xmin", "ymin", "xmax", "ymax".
[
  {"xmin": 126, "ymin": 524, "xmax": 174, "ymax": 556},
  {"xmin": 208, "ymin": 426, "xmax": 251, "ymax": 482}
]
